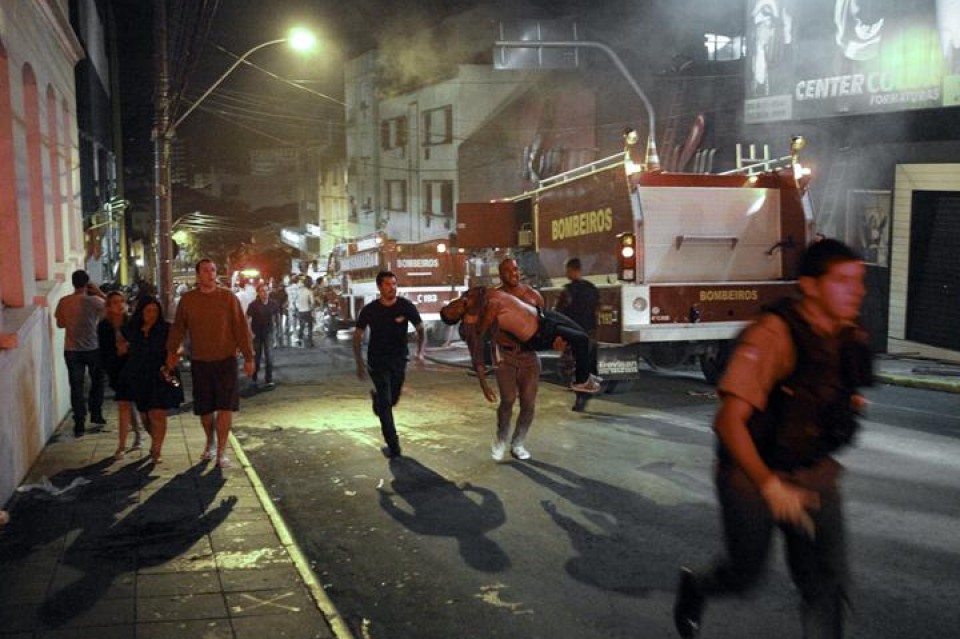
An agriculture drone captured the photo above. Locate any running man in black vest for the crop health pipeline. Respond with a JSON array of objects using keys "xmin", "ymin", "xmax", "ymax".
[{"xmin": 673, "ymin": 239, "xmax": 872, "ymax": 639}]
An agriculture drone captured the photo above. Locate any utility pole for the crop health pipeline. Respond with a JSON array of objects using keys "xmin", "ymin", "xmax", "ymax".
[
  {"xmin": 106, "ymin": 3, "xmax": 128, "ymax": 285},
  {"xmin": 153, "ymin": 0, "xmax": 174, "ymax": 315}
]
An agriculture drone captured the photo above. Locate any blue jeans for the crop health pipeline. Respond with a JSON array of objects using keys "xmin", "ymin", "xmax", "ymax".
[
  {"xmin": 64, "ymin": 350, "xmax": 104, "ymax": 425},
  {"xmin": 369, "ymin": 358, "xmax": 407, "ymax": 452},
  {"xmin": 298, "ymin": 310, "xmax": 314, "ymax": 344},
  {"xmin": 253, "ymin": 332, "xmax": 273, "ymax": 383}
]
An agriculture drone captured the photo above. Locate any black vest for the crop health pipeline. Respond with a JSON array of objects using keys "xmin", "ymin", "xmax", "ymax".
[{"xmin": 722, "ymin": 298, "xmax": 873, "ymax": 471}]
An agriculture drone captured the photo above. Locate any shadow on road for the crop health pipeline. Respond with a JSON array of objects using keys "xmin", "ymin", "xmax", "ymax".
[
  {"xmin": 378, "ymin": 456, "xmax": 510, "ymax": 572},
  {"xmin": 510, "ymin": 459, "xmax": 710, "ymax": 597}
]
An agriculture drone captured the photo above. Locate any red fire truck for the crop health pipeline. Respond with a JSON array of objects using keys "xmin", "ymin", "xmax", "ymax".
[
  {"xmin": 325, "ymin": 234, "xmax": 469, "ymax": 343},
  {"xmin": 455, "ymin": 138, "xmax": 815, "ymax": 383}
]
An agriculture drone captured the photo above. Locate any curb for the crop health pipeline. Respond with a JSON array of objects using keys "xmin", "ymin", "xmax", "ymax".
[
  {"xmin": 230, "ymin": 432, "xmax": 357, "ymax": 639},
  {"xmin": 874, "ymin": 373, "xmax": 960, "ymax": 394}
]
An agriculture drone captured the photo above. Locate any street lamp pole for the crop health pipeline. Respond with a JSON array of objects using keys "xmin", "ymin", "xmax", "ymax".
[
  {"xmin": 171, "ymin": 38, "xmax": 286, "ymax": 131},
  {"xmin": 154, "ymin": 27, "xmax": 317, "ymax": 316},
  {"xmin": 495, "ymin": 39, "xmax": 660, "ymax": 170}
]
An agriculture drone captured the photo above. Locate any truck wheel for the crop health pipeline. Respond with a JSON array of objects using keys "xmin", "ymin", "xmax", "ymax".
[
  {"xmin": 647, "ymin": 342, "xmax": 691, "ymax": 370},
  {"xmin": 699, "ymin": 341, "xmax": 733, "ymax": 385}
]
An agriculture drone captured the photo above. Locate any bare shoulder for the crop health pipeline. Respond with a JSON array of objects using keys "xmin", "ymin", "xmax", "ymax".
[
  {"xmin": 500, "ymin": 284, "xmax": 542, "ymax": 306},
  {"xmin": 520, "ymin": 284, "xmax": 544, "ymax": 307}
]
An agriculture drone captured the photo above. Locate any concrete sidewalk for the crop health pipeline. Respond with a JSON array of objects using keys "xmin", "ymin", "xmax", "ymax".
[
  {"xmin": 0, "ymin": 406, "xmax": 352, "ymax": 639},
  {"xmin": 871, "ymin": 353, "xmax": 960, "ymax": 393}
]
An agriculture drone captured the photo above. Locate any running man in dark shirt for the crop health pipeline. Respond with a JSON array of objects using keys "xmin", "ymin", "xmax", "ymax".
[{"xmin": 353, "ymin": 271, "xmax": 425, "ymax": 458}]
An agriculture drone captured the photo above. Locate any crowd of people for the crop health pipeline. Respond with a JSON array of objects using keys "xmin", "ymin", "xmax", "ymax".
[
  {"xmin": 42, "ymin": 237, "xmax": 873, "ymax": 638},
  {"xmin": 224, "ymin": 273, "xmax": 341, "ymax": 350},
  {"xmin": 50, "ymin": 262, "xmax": 345, "ymax": 468}
]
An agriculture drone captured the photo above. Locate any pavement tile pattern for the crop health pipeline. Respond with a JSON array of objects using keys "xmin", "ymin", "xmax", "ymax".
[{"xmin": 0, "ymin": 409, "xmax": 337, "ymax": 639}]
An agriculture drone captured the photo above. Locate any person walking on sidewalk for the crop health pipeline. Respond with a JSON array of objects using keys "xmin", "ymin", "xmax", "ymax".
[
  {"xmin": 98, "ymin": 291, "xmax": 144, "ymax": 459},
  {"xmin": 268, "ymin": 278, "xmax": 288, "ymax": 348},
  {"xmin": 166, "ymin": 259, "xmax": 254, "ymax": 468},
  {"xmin": 246, "ymin": 282, "xmax": 278, "ymax": 388},
  {"xmin": 353, "ymin": 270, "xmax": 425, "ymax": 458},
  {"xmin": 294, "ymin": 275, "xmax": 316, "ymax": 347},
  {"xmin": 285, "ymin": 274, "xmax": 300, "ymax": 346},
  {"xmin": 54, "ymin": 269, "xmax": 107, "ymax": 437},
  {"xmin": 673, "ymin": 239, "xmax": 873, "ymax": 639},
  {"xmin": 556, "ymin": 257, "xmax": 600, "ymax": 412},
  {"xmin": 121, "ymin": 296, "xmax": 183, "ymax": 464}
]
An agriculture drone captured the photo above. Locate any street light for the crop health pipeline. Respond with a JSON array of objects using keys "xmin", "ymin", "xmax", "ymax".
[
  {"xmin": 155, "ymin": 27, "xmax": 318, "ymax": 315},
  {"xmin": 171, "ymin": 28, "xmax": 318, "ymax": 130}
]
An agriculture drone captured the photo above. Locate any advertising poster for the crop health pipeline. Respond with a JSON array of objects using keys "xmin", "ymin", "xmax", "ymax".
[{"xmin": 745, "ymin": 0, "xmax": 960, "ymax": 122}]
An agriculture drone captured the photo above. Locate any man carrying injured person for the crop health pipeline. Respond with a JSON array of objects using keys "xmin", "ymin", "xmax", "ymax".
[{"xmin": 441, "ymin": 284, "xmax": 601, "ymax": 401}]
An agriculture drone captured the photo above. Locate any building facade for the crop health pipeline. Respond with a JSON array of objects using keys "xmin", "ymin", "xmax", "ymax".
[
  {"xmin": 344, "ymin": 53, "xmax": 600, "ymax": 242},
  {"xmin": 0, "ymin": 0, "xmax": 115, "ymax": 506}
]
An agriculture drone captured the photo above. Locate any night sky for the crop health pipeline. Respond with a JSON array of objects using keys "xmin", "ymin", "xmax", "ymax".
[{"xmin": 111, "ymin": 0, "xmax": 743, "ymax": 179}]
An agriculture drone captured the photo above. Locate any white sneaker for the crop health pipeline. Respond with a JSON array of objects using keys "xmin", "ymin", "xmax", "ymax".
[
  {"xmin": 571, "ymin": 379, "xmax": 601, "ymax": 393},
  {"xmin": 511, "ymin": 444, "xmax": 532, "ymax": 460},
  {"xmin": 491, "ymin": 440, "xmax": 507, "ymax": 461}
]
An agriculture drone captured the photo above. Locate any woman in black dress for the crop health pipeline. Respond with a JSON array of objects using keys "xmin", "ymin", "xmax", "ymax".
[
  {"xmin": 120, "ymin": 296, "xmax": 183, "ymax": 463},
  {"xmin": 98, "ymin": 291, "xmax": 143, "ymax": 459}
]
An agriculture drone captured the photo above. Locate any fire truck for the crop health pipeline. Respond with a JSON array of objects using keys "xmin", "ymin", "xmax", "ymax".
[
  {"xmin": 455, "ymin": 138, "xmax": 815, "ymax": 384},
  {"xmin": 325, "ymin": 234, "xmax": 469, "ymax": 343}
]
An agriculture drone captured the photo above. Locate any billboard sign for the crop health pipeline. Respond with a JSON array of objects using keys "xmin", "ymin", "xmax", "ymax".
[
  {"xmin": 745, "ymin": 0, "xmax": 960, "ymax": 123},
  {"xmin": 494, "ymin": 20, "xmax": 580, "ymax": 70}
]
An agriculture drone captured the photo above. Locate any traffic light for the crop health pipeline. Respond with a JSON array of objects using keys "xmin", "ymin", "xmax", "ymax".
[{"xmin": 617, "ymin": 232, "xmax": 636, "ymax": 281}]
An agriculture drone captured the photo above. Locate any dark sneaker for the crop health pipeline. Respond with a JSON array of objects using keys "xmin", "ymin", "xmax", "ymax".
[
  {"xmin": 673, "ymin": 567, "xmax": 705, "ymax": 638},
  {"xmin": 381, "ymin": 445, "xmax": 401, "ymax": 458},
  {"xmin": 572, "ymin": 394, "xmax": 589, "ymax": 412},
  {"xmin": 73, "ymin": 423, "xmax": 85, "ymax": 438},
  {"xmin": 90, "ymin": 413, "xmax": 107, "ymax": 425}
]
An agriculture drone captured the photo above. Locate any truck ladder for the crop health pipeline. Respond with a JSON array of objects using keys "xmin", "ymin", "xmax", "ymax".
[{"xmin": 814, "ymin": 148, "xmax": 852, "ymax": 239}]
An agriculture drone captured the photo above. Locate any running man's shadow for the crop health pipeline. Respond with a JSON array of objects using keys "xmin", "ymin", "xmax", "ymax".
[
  {"xmin": 510, "ymin": 459, "xmax": 714, "ymax": 597},
  {"xmin": 36, "ymin": 462, "xmax": 235, "ymax": 628},
  {"xmin": 378, "ymin": 456, "xmax": 509, "ymax": 572}
]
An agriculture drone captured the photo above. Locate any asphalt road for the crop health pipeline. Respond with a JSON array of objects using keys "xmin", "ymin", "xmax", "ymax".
[{"xmin": 230, "ymin": 338, "xmax": 960, "ymax": 639}]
